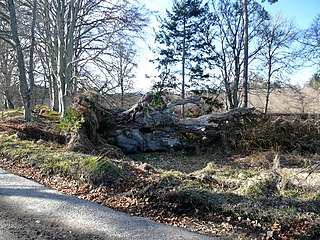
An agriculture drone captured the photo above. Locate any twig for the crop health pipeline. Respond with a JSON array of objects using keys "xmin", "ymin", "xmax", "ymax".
[{"xmin": 305, "ymin": 162, "xmax": 320, "ymax": 179}]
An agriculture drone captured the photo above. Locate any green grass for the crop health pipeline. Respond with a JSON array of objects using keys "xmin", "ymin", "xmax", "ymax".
[
  {"xmin": 0, "ymin": 133, "xmax": 122, "ymax": 185},
  {"xmin": 0, "ymin": 109, "xmax": 24, "ymax": 120}
]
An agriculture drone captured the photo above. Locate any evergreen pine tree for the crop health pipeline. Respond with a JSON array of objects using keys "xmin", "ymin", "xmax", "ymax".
[{"xmin": 153, "ymin": 0, "xmax": 213, "ymax": 116}]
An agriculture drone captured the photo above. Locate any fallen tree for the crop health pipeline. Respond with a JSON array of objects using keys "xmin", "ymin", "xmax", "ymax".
[{"xmin": 66, "ymin": 91, "xmax": 256, "ymax": 153}]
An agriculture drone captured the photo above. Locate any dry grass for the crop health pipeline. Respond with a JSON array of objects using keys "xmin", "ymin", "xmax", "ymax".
[{"xmin": 249, "ymin": 86, "xmax": 320, "ymax": 114}]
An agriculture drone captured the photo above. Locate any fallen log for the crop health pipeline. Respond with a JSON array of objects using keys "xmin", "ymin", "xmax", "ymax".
[{"xmin": 66, "ymin": 91, "xmax": 256, "ymax": 153}]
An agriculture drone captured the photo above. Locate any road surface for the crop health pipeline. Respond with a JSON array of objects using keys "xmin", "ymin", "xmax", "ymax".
[{"xmin": 0, "ymin": 168, "xmax": 218, "ymax": 240}]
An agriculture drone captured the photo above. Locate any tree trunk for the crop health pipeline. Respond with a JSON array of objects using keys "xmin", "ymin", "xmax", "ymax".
[
  {"xmin": 50, "ymin": 75, "xmax": 60, "ymax": 111},
  {"xmin": 119, "ymin": 49, "xmax": 125, "ymax": 107},
  {"xmin": 242, "ymin": 0, "xmax": 249, "ymax": 108},
  {"xmin": 56, "ymin": 0, "xmax": 79, "ymax": 117},
  {"xmin": 233, "ymin": 54, "xmax": 240, "ymax": 108},
  {"xmin": 181, "ymin": 16, "xmax": 186, "ymax": 117},
  {"xmin": 43, "ymin": 0, "xmax": 59, "ymax": 111},
  {"xmin": 264, "ymin": 57, "xmax": 272, "ymax": 114},
  {"xmin": 7, "ymin": 0, "xmax": 32, "ymax": 121},
  {"xmin": 57, "ymin": 0, "xmax": 66, "ymax": 116},
  {"xmin": 221, "ymin": 44, "xmax": 233, "ymax": 109},
  {"xmin": 28, "ymin": 0, "xmax": 37, "ymax": 100},
  {"xmin": 4, "ymin": 90, "xmax": 14, "ymax": 109}
]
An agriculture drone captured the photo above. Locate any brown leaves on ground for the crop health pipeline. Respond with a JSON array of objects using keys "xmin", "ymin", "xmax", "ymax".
[
  {"xmin": 0, "ymin": 157, "xmax": 244, "ymax": 239},
  {"xmin": 1, "ymin": 155, "xmax": 319, "ymax": 240}
]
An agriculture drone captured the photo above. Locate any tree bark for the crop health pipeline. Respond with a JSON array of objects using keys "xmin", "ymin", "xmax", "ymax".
[
  {"xmin": 3, "ymin": 90, "xmax": 14, "ymax": 109},
  {"xmin": 28, "ymin": 0, "xmax": 37, "ymax": 103},
  {"xmin": 7, "ymin": 0, "xmax": 32, "ymax": 121},
  {"xmin": 242, "ymin": 0, "xmax": 249, "ymax": 108},
  {"xmin": 57, "ymin": 0, "xmax": 66, "ymax": 116},
  {"xmin": 264, "ymin": 57, "xmax": 272, "ymax": 114},
  {"xmin": 181, "ymin": 15, "xmax": 187, "ymax": 117}
]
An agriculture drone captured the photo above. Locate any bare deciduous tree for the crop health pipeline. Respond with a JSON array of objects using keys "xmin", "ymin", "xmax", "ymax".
[
  {"xmin": 0, "ymin": 44, "xmax": 16, "ymax": 109},
  {"xmin": 258, "ymin": 14, "xmax": 300, "ymax": 114},
  {"xmin": 210, "ymin": 0, "xmax": 269, "ymax": 109},
  {"xmin": 35, "ymin": 0, "xmax": 148, "ymax": 116},
  {"xmin": 7, "ymin": 0, "xmax": 33, "ymax": 121},
  {"xmin": 302, "ymin": 14, "xmax": 320, "ymax": 72},
  {"xmin": 242, "ymin": 0, "xmax": 279, "ymax": 108},
  {"xmin": 111, "ymin": 41, "xmax": 137, "ymax": 107}
]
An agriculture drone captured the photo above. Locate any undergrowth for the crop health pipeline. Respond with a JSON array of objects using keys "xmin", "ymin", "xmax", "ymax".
[
  {"xmin": 225, "ymin": 116, "xmax": 320, "ymax": 153},
  {"xmin": 131, "ymin": 150, "xmax": 320, "ymax": 239},
  {"xmin": 58, "ymin": 106, "xmax": 84, "ymax": 132},
  {"xmin": 0, "ymin": 133, "xmax": 122, "ymax": 185}
]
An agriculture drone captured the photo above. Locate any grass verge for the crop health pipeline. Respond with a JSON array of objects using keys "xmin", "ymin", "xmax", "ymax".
[{"xmin": 0, "ymin": 132, "xmax": 122, "ymax": 185}]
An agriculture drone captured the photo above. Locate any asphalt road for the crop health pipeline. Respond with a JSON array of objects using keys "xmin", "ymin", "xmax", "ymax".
[{"xmin": 0, "ymin": 168, "xmax": 218, "ymax": 240}]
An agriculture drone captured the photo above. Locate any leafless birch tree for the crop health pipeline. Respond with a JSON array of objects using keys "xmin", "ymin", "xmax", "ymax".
[
  {"xmin": 210, "ymin": 0, "xmax": 268, "ymax": 109},
  {"xmin": 258, "ymin": 14, "xmax": 300, "ymax": 114}
]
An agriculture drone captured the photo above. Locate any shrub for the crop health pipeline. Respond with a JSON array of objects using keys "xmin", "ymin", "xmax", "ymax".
[
  {"xmin": 58, "ymin": 106, "xmax": 84, "ymax": 132},
  {"xmin": 80, "ymin": 156, "xmax": 122, "ymax": 185}
]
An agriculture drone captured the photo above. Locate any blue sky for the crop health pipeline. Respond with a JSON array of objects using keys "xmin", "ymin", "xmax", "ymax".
[
  {"xmin": 134, "ymin": 0, "xmax": 320, "ymax": 91},
  {"xmin": 260, "ymin": 0, "xmax": 320, "ymax": 84},
  {"xmin": 142, "ymin": 0, "xmax": 319, "ymax": 28},
  {"xmin": 261, "ymin": 0, "xmax": 319, "ymax": 29}
]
